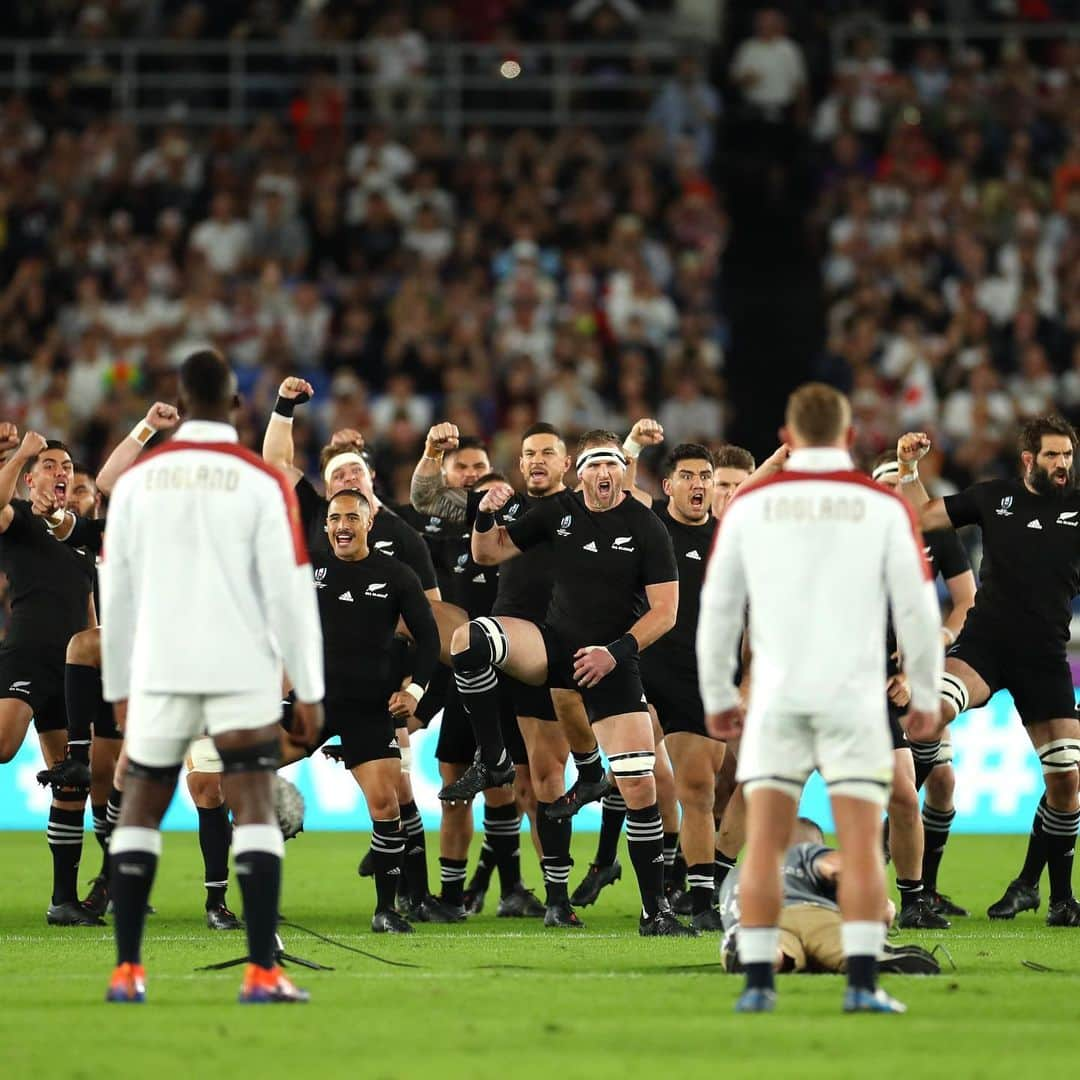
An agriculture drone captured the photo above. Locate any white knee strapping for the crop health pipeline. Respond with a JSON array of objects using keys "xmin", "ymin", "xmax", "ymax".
[
  {"xmin": 473, "ymin": 617, "xmax": 509, "ymax": 667},
  {"xmin": 940, "ymin": 672, "xmax": 969, "ymax": 720},
  {"xmin": 1037, "ymin": 739, "xmax": 1080, "ymax": 774},
  {"xmin": 399, "ymin": 746, "xmax": 413, "ymax": 774},
  {"xmin": 935, "ymin": 734, "xmax": 954, "ymax": 767},
  {"xmin": 609, "ymin": 750, "xmax": 655, "ymax": 778}
]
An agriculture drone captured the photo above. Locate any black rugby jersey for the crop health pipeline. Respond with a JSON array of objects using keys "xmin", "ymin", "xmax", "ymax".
[
  {"xmin": 295, "ymin": 477, "xmax": 437, "ymax": 592},
  {"xmin": 312, "ymin": 552, "xmax": 439, "ymax": 699},
  {"xmin": 0, "ymin": 500, "xmax": 95, "ymax": 653},
  {"xmin": 640, "ymin": 502, "xmax": 716, "ymax": 675},
  {"xmin": 406, "ymin": 500, "xmax": 497, "ymax": 618},
  {"xmin": 944, "ymin": 478, "xmax": 1080, "ymax": 654},
  {"xmin": 505, "ymin": 490, "xmax": 677, "ymax": 646},
  {"xmin": 395, "ymin": 503, "xmax": 457, "ymax": 597}
]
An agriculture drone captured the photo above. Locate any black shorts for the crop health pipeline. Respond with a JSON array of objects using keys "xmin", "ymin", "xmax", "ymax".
[
  {"xmin": 435, "ymin": 678, "xmax": 528, "ymax": 766},
  {"xmin": 282, "ymin": 696, "xmax": 400, "ymax": 769},
  {"xmin": 94, "ymin": 696, "xmax": 122, "ymax": 740},
  {"xmin": 948, "ymin": 617, "xmax": 1075, "ymax": 727},
  {"xmin": 641, "ymin": 662, "xmax": 706, "ymax": 738},
  {"xmin": 887, "ymin": 700, "xmax": 908, "ymax": 751},
  {"xmin": 541, "ymin": 624, "xmax": 648, "ymax": 725},
  {"xmin": 0, "ymin": 647, "xmax": 67, "ymax": 733},
  {"xmin": 415, "ymin": 664, "xmax": 451, "ymax": 728},
  {"xmin": 504, "ymin": 672, "xmax": 555, "ymax": 723}
]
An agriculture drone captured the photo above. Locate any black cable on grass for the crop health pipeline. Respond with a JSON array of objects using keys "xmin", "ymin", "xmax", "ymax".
[
  {"xmin": 1022, "ymin": 959, "xmax": 1060, "ymax": 973},
  {"xmin": 279, "ymin": 918, "xmax": 423, "ymax": 969}
]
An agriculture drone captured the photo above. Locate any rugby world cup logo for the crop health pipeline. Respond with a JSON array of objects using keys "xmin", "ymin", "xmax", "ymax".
[
  {"xmin": 996, "ymin": 497, "xmax": 1013, "ymax": 517},
  {"xmin": 557, "ymin": 514, "xmax": 572, "ymax": 536}
]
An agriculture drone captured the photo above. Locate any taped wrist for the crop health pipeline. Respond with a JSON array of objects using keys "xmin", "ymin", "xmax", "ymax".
[
  {"xmin": 475, "ymin": 508, "xmax": 496, "ymax": 533},
  {"xmin": 274, "ymin": 391, "xmax": 310, "ymax": 419},
  {"xmin": 605, "ymin": 633, "xmax": 639, "ymax": 665}
]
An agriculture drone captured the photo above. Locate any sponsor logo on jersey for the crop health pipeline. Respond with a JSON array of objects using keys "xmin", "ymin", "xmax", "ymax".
[
  {"xmin": 365, "ymin": 583, "xmax": 389, "ymax": 598},
  {"xmin": 338, "ymin": 590, "xmax": 355, "ymax": 602},
  {"xmin": 425, "ymin": 517, "xmax": 442, "ymax": 533},
  {"xmin": 374, "ymin": 540, "xmax": 395, "ymax": 554},
  {"xmin": 612, "ymin": 535, "xmax": 635, "ymax": 552},
  {"xmin": 996, "ymin": 497, "xmax": 1013, "ymax": 517},
  {"xmin": 582, "ymin": 540, "xmax": 598, "ymax": 552},
  {"xmin": 685, "ymin": 549, "xmax": 702, "ymax": 561},
  {"xmin": 1057, "ymin": 511, "xmax": 1079, "ymax": 528},
  {"xmin": 1027, "ymin": 519, "xmax": 1043, "ymax": 530},
  {"xmin": 557, "ymin": 514, "xmax": 573, "ymax": 536},
  {"xmin": 8, "ymin": 681, "xmax": 29, "ymax": 694}
]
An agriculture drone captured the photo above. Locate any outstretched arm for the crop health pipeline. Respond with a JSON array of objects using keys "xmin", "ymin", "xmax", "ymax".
[
  {"xmin": 896, "ymin": 432, "xmax": 953, "ymax": 532},
  {"xmin": 97, "ymin": 402, "xmax": 180, "ymax": 495},
  {"xmin": 471, "ymin": 482, "xmax": 526, "ymax": 566},
  {"xmin": 262, "ymin": 376, "xmax": 313, "ymax": 486},
  {"xmin": 0, "ymin": 428, "xmax": 44, "ymax": 534},
  {"xmin": 623, "ymin": 418, "xmax": 664, "ymax": 507},
  {"xmin": 411, "ymin": 422, "xmax": 469, "ymax": 522}
]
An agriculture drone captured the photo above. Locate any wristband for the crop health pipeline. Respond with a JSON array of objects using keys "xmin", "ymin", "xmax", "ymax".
[
  {"xmin": 941, "ymin": 627, "xmax": 956, "ymax": 647},
  {"xmin": 423, "ymin": 446, "xmax": 444, "ymax": 461},
  {"xmin": 622, "ymin": 436, "xmax": 643, "ymax": 461},
  {"xmin": 475, "ymin": 508, "xmax": 496, "ymax": 533},
  {"xmin": 899, "ymin": 465, "xmax": 919, "ymax": 485},
  {"xmin": 404, "ymin": 683, "xmax": 425, "ymax": 704},
  {"xmin": 131, "ymin": 423, "xmax": 155, "ymax": 447},
  {"xmin": 605, "ymin": 633, "xmax": 639, "ymax": 665},
  {"xmin": 44, "ymin": 508, "xmax": 67, "ymax": 532},
  {"xmin": 274, "ymin": 391, "xmax": 310, "ymax": 419}
]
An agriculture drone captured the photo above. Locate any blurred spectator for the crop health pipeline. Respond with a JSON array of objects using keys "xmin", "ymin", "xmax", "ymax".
[
  {"xmin": 367, "ymin": 9, "xmax": 429, "ymax": 129},
  {"xmin": 190, "ymin": 192, "xmax": 252, "ymax": 277},
  {"xmin": 648, "ymin": 55, "xmax": 721, "ymax": 165},
  {"xmin": 730, "ymin": 8, "xmax": 808, "ymax": 122}
]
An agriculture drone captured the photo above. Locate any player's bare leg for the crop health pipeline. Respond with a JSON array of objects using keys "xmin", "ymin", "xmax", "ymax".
[
  {"xmin": 666, "ymin": 730, "xmax": 726, "ymax": 928},
  {"xmin": 591, "ymin": 707, "xmax": 696, "ymax": 936},
  {"xmin": 889, "ymin": 749, "xmax": 947, "ymax": 929},
  {"xmin": 547, "ymin": 691, "xmax": 609, "ymax": 821},
  {"xmin": 652, "ymin": 715, "xmax": 684, "ymax": 905}
]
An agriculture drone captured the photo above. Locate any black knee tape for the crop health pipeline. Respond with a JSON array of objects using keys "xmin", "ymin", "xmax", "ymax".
[
  {"xmin": 453, "ymin": 617, "xmax": 508, "ymax": 672},
  {"xmin": 217, "ymin": 740, "xmax": 281, "ymax": 775},
  {"xmin": 126, "ymin": 759, "xmax": 182, "ymax": 785}
]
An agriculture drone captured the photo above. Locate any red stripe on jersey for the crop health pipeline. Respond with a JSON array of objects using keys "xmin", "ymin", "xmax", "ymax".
[
  {"xmin": 727, "ymin": 468, "xmax": 932, "ymax": 581},
  {"xmin": 132, "ymin": 440, "xmax": 310, "ymax": 566}
]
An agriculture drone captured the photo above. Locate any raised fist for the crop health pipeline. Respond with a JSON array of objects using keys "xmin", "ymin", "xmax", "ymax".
[
  {"xmin": 329, "ymin": 428, "xmax": 365, "ymax": 451},
  {"xmin": 19, "ymin": 431, "xmax": 47, "ymax": 459},
  {"xmin": 145, "ymin": 402, "xmax": 180, "ymax": 432},
  {"xmin": 629, "ymin": 418, "xmax": 664, "ymax": 448},
  {"xmin": 278, "ymin": 376, "xmax": 315, "ymax": 402},
  {"xmin": 0, "ymin": 423, "xmax": 18, "ymax": 454},
  {"xmin": 426, "ymin": 422, "xmax": 460, "ymax": 455},
  {"xmin": 897, "ymin": 432, "xmax": 931, "ymax": 465},
  {"xmin": 478, "ymin": 481, "xmax": 514, "ymax": 513}
]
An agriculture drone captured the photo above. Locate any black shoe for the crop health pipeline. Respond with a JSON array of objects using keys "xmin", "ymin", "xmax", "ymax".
[
  {"xmin": 395, "ymin": 893, "xmax": 422, "ymax": 920},
  {"xmin": 438, "ymin": 758, "xmax": 515, "ymax": 802},
  {"xmin": 569, "ymin": 861, "xmax": 622, "ymax": 907},
  {"xmin": 1046, "ymin": 897, "xmax": 1080, "ymax": 927},
  {"xmin": 357, "ymin": 849, "xmax": 375, "ymax": 877},
  {"xmin": 987, "ymin": 879, "xmax": 1040, "ymax": 920},
  {"xmin": 36, "ymin": 756, "xmax": 92, "ymax": 790},
  {"xmin": 545, "ymin": 773, "xmax": 613, "ymax": 821},
  {"xmin": 896, "ymin": 897, "xmax": 950, "ymax": 930},
  {"xmin": 496, "ymin": 884, "xmax": 545, "ymax": 918},
  {"xmin": 206, "ymin": 903, "xmax": 244, "ymax": 930},
  {"xmin": 639, "ymin": 902, "xmax": 699, "ymax": 937},
  {"xmin": 414, "ymin": 895, "xmax": 466, "ymax": 923},
  {"xmin": 878, "ymin": 943, "xmax": 942, "ymax": 975},
  {"xmin": 81, "ymin": 875, "xmax": 109, "ymax": 918},
  {"xmin": 691, "ymin": 907, "xmax": 726, "ymax": 932},
  {"xmin": 372, "ymin": 910, "xmax": 414, "ymax": 934},
  {"xmin": 924, "ymin": 890, "xmax": 969, "ymax": 918},
  {"xmin": 47, "ymin": 901, "xmax": 105, "ymax": 927},
  {"xmin": 667, "ymin": 887, "xmax": 693, "ymax": 916},
  {"xmin": 463, "ymin": 880, "xmax": 488, "ymax": 916},
  {"xmin": 544, "ymin": 900, "xmax": 585, "ymax": 928}
]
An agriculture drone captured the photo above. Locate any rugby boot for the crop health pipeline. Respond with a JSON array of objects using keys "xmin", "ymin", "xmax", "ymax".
[
  {"xmin": 36, "ymin": 756, "xmax": 91, "ymax": 791},
  {"xmin": 414, "ymin": 895, "xmax": 466, "ymax": 923},
  {"xmin": 987, "ymin": 879, "xmax": 1040, "ymax": 919},
  {"xmin": 878, "ymin": 944, "xmax": 941, "ymax": 975},
  {"xmin": 543, "ymin": 900, "xmax": 585, "ymax": 928},
  {"xmin": 238, "ymin": 964, "xmax": 309, "ymax": 1004},
  {"xmin": 691, "ymin": 907, "xmax": 726, "ymax": 932},
  {"xmin": 896, "ymin": 897, "xmax": 950, "ymax": 930},
  {"xmin": 570, "ymin": 860, "xmax": 622, "ymax": 907},
  {"xmin": 372, "ymin": 910, "xmax": 414, "ymax": 934},
  {"xmin": 438, "ymin": 757, "xmax": 515, "ymax": 803},
  {"xmin": 206, "ymin": 903, "xmax": 244, "ymax": 931},
  {"xmin": 496, "ymin": 884, "xmax": 545, "ymax": 918},
  {"xmin": 81, "ymin": 875, "xmax": 109, "ymax": 918},
  {"xmin": 924, "ymin": 890, "xmax": 969, "ymax": 918},
  {"xmin": 843, "ymin": 987, "xmax": 907, "ymax": 1014},
  {"xmin": 545, "ymin": 773, "xmax": 613, "ymax": 821},
  {"xmin": 105, "ymin": 963, "xmax": 146, "ymax": 1003},
  {"xmin": 47, "ymin": 901, "xmax": 105, "ymax": 927},
  {"xmin": 1046, "ymin": 897, "xmax": 1080, "ymax": 926},
  {"xmin": 734, "ymin": 988, "xmax": 776, "ymax": 1013},
  {"xmin": 463, "ymin": 880, "xmax": 488, "ymax": 915},
  {"xmin": 639, "ymin": 901, "xmax": 699, "ymax": 937}
]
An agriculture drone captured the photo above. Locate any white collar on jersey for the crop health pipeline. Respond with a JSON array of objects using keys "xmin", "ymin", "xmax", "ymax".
[
  {"xmin": 174, "ymin": 420, "xmax": 239, "ymax": 443},
  {"xmin": 786, "ymin": 447, "xmax": 854, "ymax": 472}
]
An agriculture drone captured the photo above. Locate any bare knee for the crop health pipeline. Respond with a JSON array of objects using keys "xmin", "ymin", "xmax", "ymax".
[
  {"xmin": 616, "ymin": 775, "xmax": 656, "ymax": 809},
  {"xmin": 1045, "ymin": 768, "xmax": 1080, "ymax": 807},
  {"xmin": 187, "ymin": 769, "xmax": 224, "ymax": 809},
  {"xmin": 514, "ymin": 767, "xmax": 537, "ymax": 817},
  {"xmin": 676, "ymin": 772, "xmax": 716, "ymax": 816},
  {"xmin": 925, "ymin": 766, "xmax": 954, "ymax": 805},
  {"xmin": 450, "ymin": 623, "xmax": 470, "ymax": 657},
  {"xmin": 66, "ymin": 628, "xmax": 101, "ymax": 668}
]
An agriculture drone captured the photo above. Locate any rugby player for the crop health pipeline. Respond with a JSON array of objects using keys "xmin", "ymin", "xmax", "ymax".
[
  {"xmin": 411, "ymin": 422, "xmax": 589, "ymax": 922},
  {"xmin": 897, "ymin": 418, "xmax": 1080, "ymax": 925},
  {"xmin": 263, "ymin": 378, "xmax": 457, "ymax": 921},
  {"xmin": 699, "ymin": 384, "xmax": 942, "ymax": 1013},
  {"xmin": 0, "ymin": 429, "xmax": 99, "ymax": 925},
  {"xmin": 446, "ymin": 430, "xmax": 695, "ymax": 935},
  {"xmin": 871, "ymin": 450, "xmax": 975, "ymax": 923},
  {"xmin": 101, "ymin": 349, "xmax": 325, "ymax": 1004}
]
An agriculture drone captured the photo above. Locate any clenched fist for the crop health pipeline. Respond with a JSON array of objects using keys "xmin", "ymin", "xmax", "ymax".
[
  {"xmin": 426, "ymin": 422, "xmax": 460, "ymax": 456},
  {"xmin": 897, "ymin": 432, "xmax": 931, "ymax": 465},
  {"xmin": 0, "ymin": 423, "xmax": 18, "ymax": 455},
  {"xmin": 19, "ymin": 431, "xmax": 47, "ymax": 459},
  {"xmin": 279, "ymin": 376, "xmax": 315, "ymax": 402},
  {"xmin": 478, "ymin": 481, "xmax": 514, "ymax": 512},
  {"xmin": 629, "ymin": 418, "xmax": 664, "ymax": 448},
  {"xmin": 145, "ymin": 402, "xmax": 180, "ymax": 432}
]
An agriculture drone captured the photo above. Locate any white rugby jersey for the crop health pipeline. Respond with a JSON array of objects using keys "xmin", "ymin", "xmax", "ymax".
[
  {"xmin": 101, "ymin": 420, "xmax": 324, "ymax": 703},
  {"xmin": 697, "ymin": 447, "xmax": 942, "ymax": 715}
]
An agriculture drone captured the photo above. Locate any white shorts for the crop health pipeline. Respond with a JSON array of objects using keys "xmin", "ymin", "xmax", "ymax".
[
  {"xmin": 125, "ymin": 689, "xmax": 282, "ymax": 770},
  {"xmin": 736, "ymin": 701, "xmax": 894, "ymax": 808},
  {"xmin": 186, "ymin": 735, "xmax": 223, "ymax": 774}
]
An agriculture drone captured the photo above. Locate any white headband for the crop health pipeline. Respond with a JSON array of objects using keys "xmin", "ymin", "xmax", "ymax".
[
  {"xmin": 871, "ymin": 460, "xmax": 900, "ymax": 482},
  {"xmin": 323, "ymin": 452, "xmax": 368, "ymax": 488},
  {"xmin": 576, "ymin": 446, "xmax": 627, "ymax": 472}
]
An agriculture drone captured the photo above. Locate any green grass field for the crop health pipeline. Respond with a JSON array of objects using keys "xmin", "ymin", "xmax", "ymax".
[{"xmin": 0, "ymin": 831, "xmax": 1076, "ymax": 1079}]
